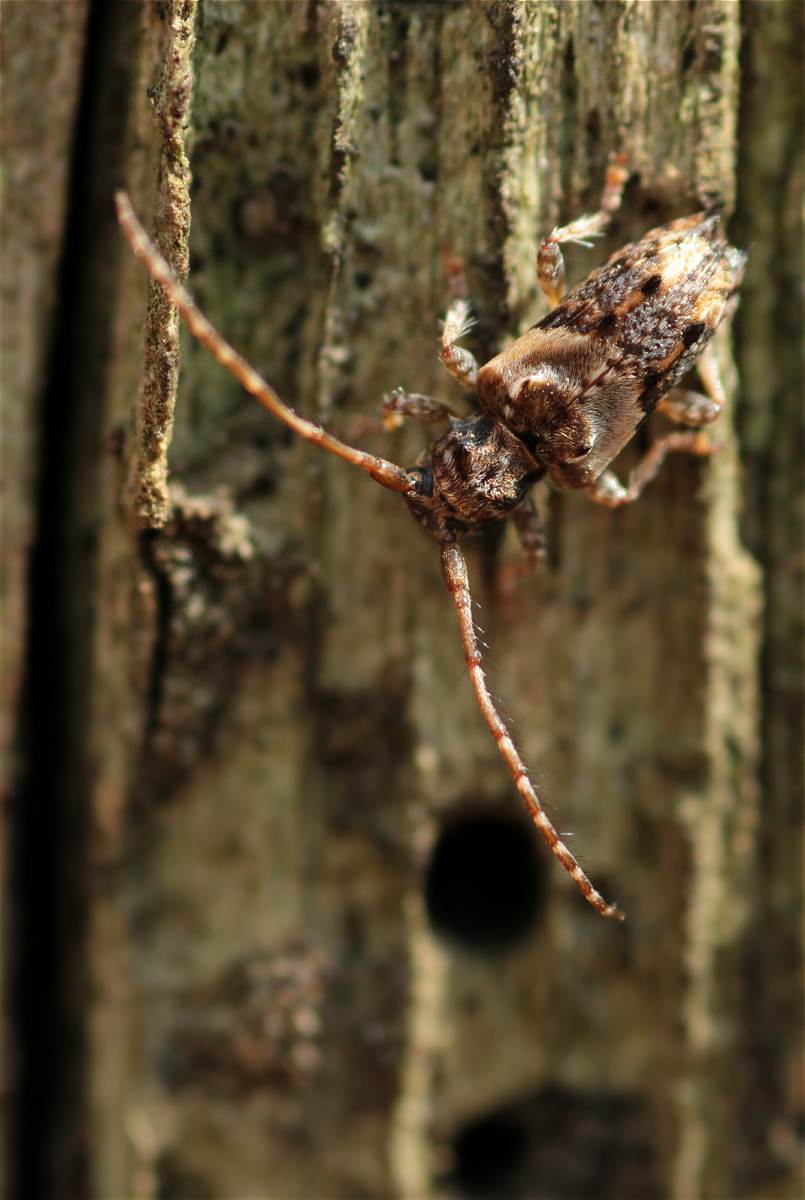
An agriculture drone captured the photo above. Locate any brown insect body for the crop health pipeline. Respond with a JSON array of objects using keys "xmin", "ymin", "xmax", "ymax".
[
  {"xmin": 410, "ymin": 213, "xmax": 747, "ymax": 542},
  {"xmin": 116, "ymin": 170, "xmax": 746, "ymax": 921}
]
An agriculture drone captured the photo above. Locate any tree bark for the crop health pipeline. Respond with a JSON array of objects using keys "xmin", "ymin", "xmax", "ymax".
[{"xmin": 4, "ymin": 3, "xmax": 801, "ymax": 1199}]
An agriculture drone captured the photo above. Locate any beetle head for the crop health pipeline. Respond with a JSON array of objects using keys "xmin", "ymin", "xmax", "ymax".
[{"xmin": 427, "ymin": 413, "xmax": 543, "ymax": 524}]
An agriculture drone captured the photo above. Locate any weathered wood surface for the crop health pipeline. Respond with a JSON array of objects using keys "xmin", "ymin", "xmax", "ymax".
[{"xmin": 4, "ymin": 3, "xmax": 801, "ymax": 1198}]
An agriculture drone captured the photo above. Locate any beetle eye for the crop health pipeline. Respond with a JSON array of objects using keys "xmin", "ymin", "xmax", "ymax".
[
  {"xmin": 519, "ymin": 430, "xmax": 541, "ymax": 455},
  {"xmin": 570, "ymin": 444, "xmax": 591, "ymax": 459}
]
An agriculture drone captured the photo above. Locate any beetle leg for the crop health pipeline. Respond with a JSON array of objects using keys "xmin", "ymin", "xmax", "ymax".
[
  {"xmin": 440, "ymin": 298, "xmax": 480, "ymax": 387},
  {"xmin": 512, "ymin": 499, "xmax": 547, "ymax": 566},
  {"xmin": 586, "ymin": 431, "xmax": 713, "ymax": 508},
  {"xmin": 538, "ymin": 155, "xmax": 629, "ymax": 306},
  {"xmin": 538, "ymin": 217, "xmax": 603, "ymax": 307},
  {"xmin": 656, "ymin": 389, "xmax": 722, "ymax": 427},
  {"xmin": 382, "ymin": 387, "xmax": 461, "ymax": 431},
  {"xmin": 693, "ymin": 341, "xmax": 727, "ymax": 406},
  {"xmin": 494, "ymin": 500, "xmax": 548, "ymax": 619},
  {"xmin": 656, "ymin": 344, "xmax": 725, "ymax": 427}
]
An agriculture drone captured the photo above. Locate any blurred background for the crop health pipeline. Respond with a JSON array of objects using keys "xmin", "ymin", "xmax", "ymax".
[{"xmin": 3, "ymin": 2, "xmax": 802, "ymax": 1198}]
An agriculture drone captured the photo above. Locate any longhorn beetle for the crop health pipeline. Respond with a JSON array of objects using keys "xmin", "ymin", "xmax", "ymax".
[{"xmin": 116, "ymin": 160, "xmax": 746, "ymax": 920}]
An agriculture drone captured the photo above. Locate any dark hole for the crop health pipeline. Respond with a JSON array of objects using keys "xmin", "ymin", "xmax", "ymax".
[
  {"xmin": 640, "ymin": 274, "xmax": 662, "ymax": 296},
  {"xmin": 424, "ymin": 814, "xmax": 543, "ymax": 952},
  {"xmin": 299, "ymin": 61, "xmax": 320, "ymax": 90},
  {"xmin": 452, "ymin": 1115, "xmax": 527, "ymax": 1197},
  {"xmin": 447, "ymin": 1086, "xmax": 662, "ymax": 1200}
]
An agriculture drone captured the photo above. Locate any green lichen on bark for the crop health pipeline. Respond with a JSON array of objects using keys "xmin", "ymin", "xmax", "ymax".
[{"xmin": 129, "ymin": 0, "xmax": 197, "ymax": 527}]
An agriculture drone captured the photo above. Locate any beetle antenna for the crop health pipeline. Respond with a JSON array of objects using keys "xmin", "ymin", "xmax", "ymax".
[
  {"xmin": 440, "ymin": 543, "xmax": 624, "ymax": 919},
  {"xmin": 115, "ymin": 192, "xmax": 414, "ymax": 496}
]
